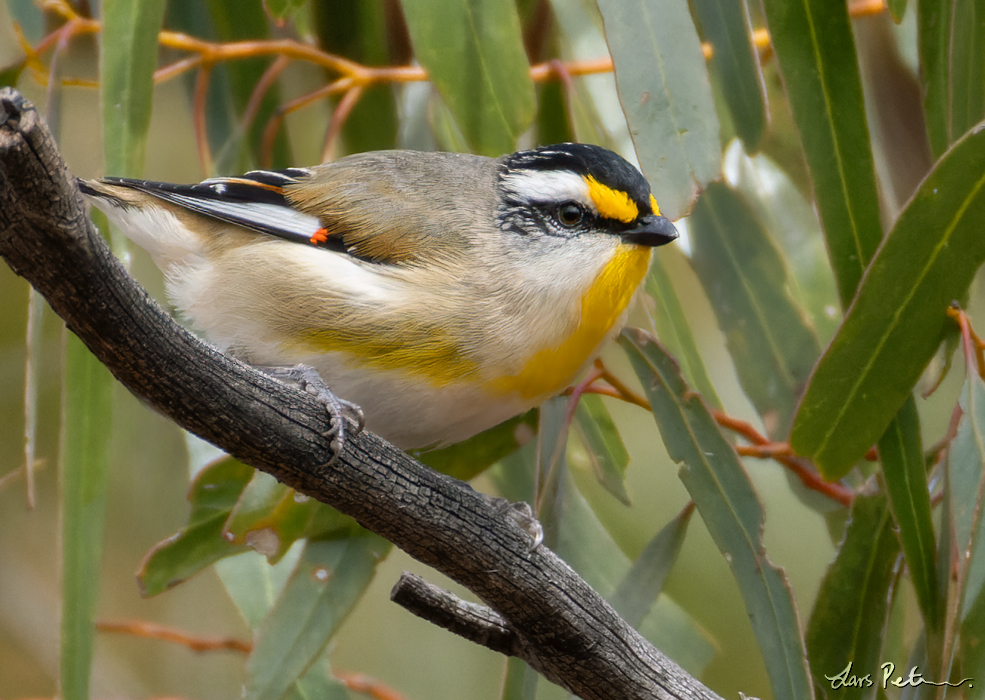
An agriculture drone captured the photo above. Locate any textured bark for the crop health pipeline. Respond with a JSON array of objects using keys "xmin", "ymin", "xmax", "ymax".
[{"xmin": 0, "ymin": 88, "xmax": 722, "ymax": 700}]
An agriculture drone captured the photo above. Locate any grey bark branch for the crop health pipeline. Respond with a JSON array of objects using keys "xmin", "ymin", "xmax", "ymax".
[
  {"xmin": 390, "ymin": 572, "xmax": 522, "ymax": 656},
  {"xmin": 0, "ymin": 88, "xmax": 722, "ymax": 700}
]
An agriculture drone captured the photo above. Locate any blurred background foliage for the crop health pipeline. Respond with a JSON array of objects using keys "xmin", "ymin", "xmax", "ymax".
[{"xmin": 2, "ymin": 0, "xmax": 985, "ymax": 699}]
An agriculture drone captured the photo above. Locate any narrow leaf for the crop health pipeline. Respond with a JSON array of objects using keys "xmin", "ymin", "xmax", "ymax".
[
  {"xmin": 550, "ymin": 466, "xmax": 714, "ymax": 673},
  {"xmin": 689, "ymin": 182, "xmax": 820, "ymax": 438},
  {"xmin": 417, "ymin": 410, "xmax": 537, "ymax": 481},
  {"xmin": 947, "ymin": 372, "xmax": 985, "ymax": 691},
  {"xmin": 690, "ymin": 0, "xmax": 768, "ymax": 151},
  {"xmin": 919, "ymin": 0, "xmax": 985, "ymax": 158},
  {"xmin": 500, "ymin": 656, "xmax": 539, "ymax": 700},
  {"xmin": 246, "ymin": 534, "xmax": 390, "ymax": 700},
  {"xmin": 947, "ymin": 0, "xmax": 985, "ymax": 146},
  {"xmin": 574, "ymin": 393, "xmax": 631, "ymax": 505},
  {"xmin": 596, "ymin": 0, "xmax": 721, "ymax": 220},
  {"xmin": 264, "ymin": 0, "xmax": 307, "ymax": 22},
  {"xmin": 806, "ymin": 493, "xmax": 899, "ymax": 700},
  {"xmin": 725, "ymin": 146, "xmax": 841, "ymax": 343},
  {"xmin": 312, "ymin": 0, "xmax": 400, "ymax": 153},
  {"xmin": 761, "ymin": 0, "xmax": 883, "ymax": 307},
  {"xmin": 287, "ymin": 660, "xmax": 351, "ymax": 700},
  {"xmin": 6, "ymin": 0, "xmax": 44, "ymax": 44},
  {"xmin": 878, "ymin": 395, "xmax": 939, "ymax": 631},
  {"xmin": 609, "ymin": 502, "xmax": 694, "ymax": 628},
  {"xmin": 918, "ymin": 0, "xmax": 952, "ymax": 158},
  {"xmin": 59, "ymin": 335, "xmax": 113, "ymax": 700},
  {"xmin": 950, "ymin": 374, "xmax": 985, "ymax": 620},
  {"xmin": 203, "ymin": 0, "xmax": 293, "ymax": 169},
  {"xmin": 216, "ymin": 547, "xmax": 306, "ymax": 630},
  {"xmin": 791, "ymin": 125, "xmax": 985, "ymax": 479},
  {"xmin": 400, "ymin": 0, "xmax": 535, "ymax": 155},
  {"xmin": 100, "ymin": 0, "xmax": 167, "ymax": 178},
  {"xmin": 887, "ymin": 0, "xmax": 907, "ymax": 23},
  {"xmin": 645, "ymin": 251, "xmax": 722, "ymax": 409},
  {"xmin": 138, "ymin": 457, "xmax": 254, "ymax": 596},
  {"xmin": 224, "ymin": 471, "xmax": 353, "ymax": 562},
  {"xmin": 620, "ymin": 328, "xmax": 813, "ymax": 700}
]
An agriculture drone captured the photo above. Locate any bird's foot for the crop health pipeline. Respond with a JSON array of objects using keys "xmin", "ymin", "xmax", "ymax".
[{"xmin": 258, "ymin": 364, "xmax": 364, "ymax": 466}]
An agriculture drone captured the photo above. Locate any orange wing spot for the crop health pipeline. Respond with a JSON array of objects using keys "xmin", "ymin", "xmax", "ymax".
[
  {"xmin": 649, "ymin": 194, "xmax": 661, "ymax": 217},
  {"xmin": 583, "ymin": 175, "xmax": 639, "ymax": 223},
  {"xmin": 310, "ymin": 228, "xmax": 330, "ymax": 245}
]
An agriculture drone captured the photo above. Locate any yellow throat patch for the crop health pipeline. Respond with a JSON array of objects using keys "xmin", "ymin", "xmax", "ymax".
[{"xmin": 488, "ymin": 243, "xmax": 652, "ymax": 399}]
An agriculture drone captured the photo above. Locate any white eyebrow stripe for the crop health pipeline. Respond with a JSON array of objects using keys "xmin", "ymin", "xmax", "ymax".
[{"xmin": 500, "ymin": 170, "xmax": 594, "ymax": 210}]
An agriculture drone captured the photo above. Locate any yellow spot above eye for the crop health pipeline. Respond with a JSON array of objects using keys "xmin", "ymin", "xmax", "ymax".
[
  {"xmin": 650, "ymin": 194, "xmax": 661, "ymax": 217},
  {"xmin": 584, "ymin": 175, "xmax": 638, "ymax": 223}
]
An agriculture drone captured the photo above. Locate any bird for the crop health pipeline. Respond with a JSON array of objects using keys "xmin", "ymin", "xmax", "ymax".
[{"xmin": 79, "ymin": 143, "xmax": 678, "ymax": 452}]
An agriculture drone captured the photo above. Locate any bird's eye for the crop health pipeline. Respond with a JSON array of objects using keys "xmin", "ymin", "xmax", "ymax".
[{"xmin": 555, "ymin": 202, "xmax": 585, "ymax": 228}]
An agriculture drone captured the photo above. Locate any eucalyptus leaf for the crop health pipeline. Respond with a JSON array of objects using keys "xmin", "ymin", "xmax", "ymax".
[
  {"xmin": 806, "ymin": 493, "xmax": 899, "ymax": 700},
  {"xmin": 620, "ymin": 328, "xmax": 813, "ymax": 700},
  {"xmin": 59, "ymin": 337, "xmax": 114, "ymax": 700},
  {"xmin": 761, "ymin": 0, "xmax": 883, "ymax": 307},
  {"xmin": 792, "ymin": 124, "xmax": 985, "ymax": 478},
  {"xmin": 597, "ymin": 0, "xmax": 721, "ymax": 219},
  {"xmin": 245, "ymin": 534, "xmax": 391, "ymax": 700},
  {"xmin": 400, "ymin": 0, "xmax": 535, "ymax": 155}
]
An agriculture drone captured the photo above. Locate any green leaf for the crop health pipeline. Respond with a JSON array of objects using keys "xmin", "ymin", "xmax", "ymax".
[
  {"xmin": 138, "ymin": 457, "xmax": 254, "ymax": 596},
  {"xmin": 573, "ymin": 394, "xmax": 631, "ymax": 505},
  {"xmin": 918, "ymin": 1, "xmax": 952, "ymax": 158},
  {"xmin": 204, "ymin": 0, "xmax": 292, "ymax": 170},
  {"xmin": 919, "ymin": 0, "xmax": 985, "ymax": 159},
  {"xmin": 416, "ymin": 410, "xmax": 537, "ymax": 481},
  {"xmin": 224, "ymin": 471, "xmax": 353, "ymax": 562},
  {"xmin": 791, "ymin": 125, "xmax": 985, "ymax": 479},
  {"xmin": 761, "ymin": 0, "xmax": 883, "ymax": 307},
  {"xmin": 886, "ymin": 0, "xmax": 907, "ymax": 23},
  {"xmin": 216, "ymin": 547, "xmax": 305, "ymax": 630},
  {"xmin": 726, "ymin": 147, "xmax": 841, "ymax": 343},
  {"xmin": 596, "ymin": 0, "xmax": 721, "ymax": 220},
  {"xmin": 534, "ymin": 396, "xmax": 571, "ymax": 539},
  {"xmin": 0, "ymin": 60, "xmax": 25, "ymax": 89},
  {"xmin": 690, "ymin": 0, "xmax": 767, "ymax": 151},
  {"xmin": 264, "ymin": 0, "xmax": 308, "ymax": 23},
  {"xmin": 245, "ymin": 534, "xmax": 391, "ymax": 700},
  {"xmin": 950, "ymin": 374, "xmax": 985, "ymax": 620},
  {"xmin": 620, "ymin": 328, "xmax": 813, "ymax": 700},
  {"xmin": 689, "ymin": 182, "xmax": 820, "ymax": 438},
  {"xmin": 946, "ymin": 372, "xmax": 985, "ymax": 690},
  {"xmin": 287, "ymin": 660, "xmax": 351, "ymax": 700},
  {"xmin": 59, "ymin": 336, "xmax": 114, "ymax": 700},
  {"xmin": 6, "ymin": 0, "xmax": 44, "ymax": 44},
  {"xmin": 100, "ymin": 0, "xmax": 167, "ymax": 178},
  {"xmin": 400, "ymin": 0, "xmax": 535, "ymax": 155},
  {"xmin": 878, "ymin": 396, "xmax": 939, "ymax": 632},
  {"xmin": 645, "ymin": 250, "xmax": 722, "ymax": 409},
  {"xmin": 805, "ymin": 493, "xmax": 899, "ymax": 700},
  {"xmin": 550, "ymin": 465, "xmax": 714, "ymax": 674},
  {"xmin": 312, "ymin": 0, "xmax": 400, "ymax": 153},
  {"xmin": 609, "ymin": 502, "xmax": 694, "ymax": 628},
  {"xmin": 500, "ymin": 657, "xmax": 539, "ymax": 700},
  {"xmin": 947, "ymin": 0, "xmax": 985, "ymax": 145}
]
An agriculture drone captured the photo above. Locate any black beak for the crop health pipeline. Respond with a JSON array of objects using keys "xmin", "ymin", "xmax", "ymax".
[{"xmin": 622, "ymin": 214, "xmax": 679, "ymax": 247}]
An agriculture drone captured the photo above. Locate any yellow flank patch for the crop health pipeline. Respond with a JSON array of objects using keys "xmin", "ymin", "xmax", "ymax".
[
  {"xmin": 488, "ymin": 244, "xmax": 652, "ymax": 399},
  {"xmin": 584, "ymin": 175, "xmax": 639, "ymax": 223},
  {"xmin": 297, "ymin": 324, "xmax": 480, "ymax": 387},
  {"xmin": 649, "ymin": 193, "xmax": 661, "ymax": 217}
]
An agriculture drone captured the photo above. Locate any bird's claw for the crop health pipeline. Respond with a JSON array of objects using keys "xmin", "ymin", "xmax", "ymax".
[{"xmin": 258, "ymin": 364, "xmax": 364, "ymax": 466}]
